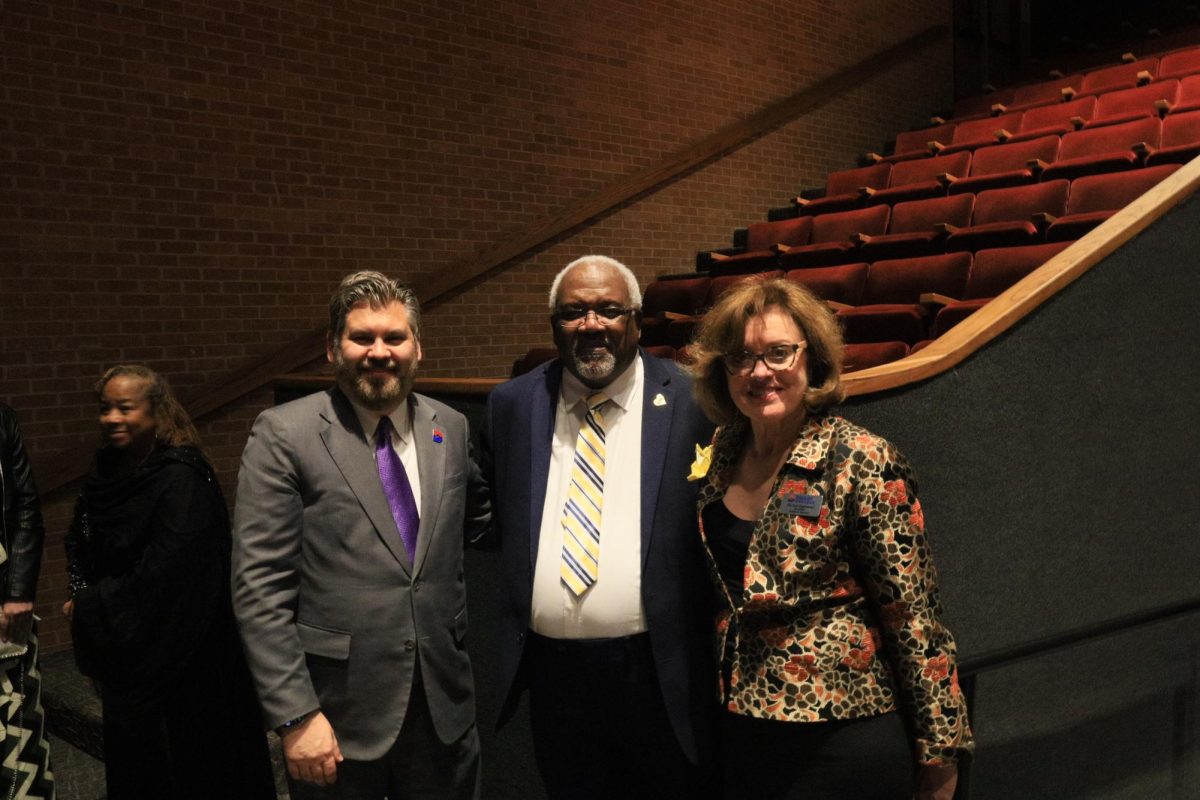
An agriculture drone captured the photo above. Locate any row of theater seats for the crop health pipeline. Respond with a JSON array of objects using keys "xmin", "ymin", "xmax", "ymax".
[
  {"xmin": 878, "ymin": 77, "xmax": 1200, "ymax": 167},
  {"xmin": 705, "ymin": 163, "xmax": 1180, "ymax": 273},
  {"xmin": 950, "ymin": 45, "xmax": 1200, "ymax": 122},
  {"xmin": 784, "ymin": 112, "xmax": 1199, "ymax": 219},
  {"xmin": 511, "ymin": 43, "xmax": 1197, "ymax": 375},
  {"xmin": 643, "ymin": 241, "xmax": 1074, "ymax": 352}
]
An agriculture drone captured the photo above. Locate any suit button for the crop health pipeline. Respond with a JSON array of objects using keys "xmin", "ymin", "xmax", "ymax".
[
  {"xmin": 404, "ymin": 639, "xmax": 415, "ymax": 651},
  {"xmin": 517, "ymin": 632, "xmax": 525, "ymax": 644},
  {"xmin": 413, "ymin": 582, "xmax": 421, "ymax": 593}
]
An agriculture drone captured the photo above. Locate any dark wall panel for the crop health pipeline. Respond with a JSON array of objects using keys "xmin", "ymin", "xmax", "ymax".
[{"xmin": 842, "ymin": 194, "xmax": 1200, "ymax": 657}]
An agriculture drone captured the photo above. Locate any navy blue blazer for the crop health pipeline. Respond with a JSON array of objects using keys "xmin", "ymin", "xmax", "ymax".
[{"xmin": 480, "ymin": 350, "xmax": 716, "ymax": 763}]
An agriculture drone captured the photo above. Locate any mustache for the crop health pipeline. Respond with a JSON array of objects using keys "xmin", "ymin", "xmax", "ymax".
[{"xmin": 357, "ymin": 358, "xmax": 400, "ymax": 371}]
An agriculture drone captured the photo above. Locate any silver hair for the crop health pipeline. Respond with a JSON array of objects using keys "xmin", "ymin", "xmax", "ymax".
[
  {"xmin": 329, "ymin": 270, "xmax": 421, "ymax": 340},
  {"xmin": 547, "ymin": 255, "xmax": 643, "ymax": 310}
]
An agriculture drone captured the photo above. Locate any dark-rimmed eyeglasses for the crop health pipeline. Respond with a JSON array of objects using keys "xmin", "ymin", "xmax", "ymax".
[
  {"xmin": 721, "ymin": 343, "xmax": 805, "ymax": 376},
  {"xmin": 553, "ymin": 306, "xmax": 636, "ymax": 329}
]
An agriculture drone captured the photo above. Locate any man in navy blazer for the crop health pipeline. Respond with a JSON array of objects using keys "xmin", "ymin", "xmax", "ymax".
[{"xmin": 480, "ymin": 255, "xmax": 716, "ymax": 798}]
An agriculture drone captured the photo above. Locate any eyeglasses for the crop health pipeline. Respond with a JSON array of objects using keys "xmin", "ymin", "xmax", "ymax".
[
  {"xmin": 721, "ymin": 343, "xmax": 805, "ymax": 376},
  {"xmin": 553, "ymin": 306, "xmax": 636, "ymax": 329}
]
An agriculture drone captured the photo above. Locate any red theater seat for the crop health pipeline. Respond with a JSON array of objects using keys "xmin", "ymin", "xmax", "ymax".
[
  {"xmin": 1040, "ymin": 117, "xmax": 1162, "ymax": 182},
  {"xmin": 936, "ymin": 111, "xmax": 1024, "ymax": 154},
  {"xmin": 1006, "ymin": 96, "xmax": 1096, "ymax": 144},
  {"xmin": 708, "ymin": 217, "xmax": 812, "ymax": 272},
  {"xmin": 1078, "ymin": 57, "xmax": 1158, "ymax": 96},
  {"xmin": 1084, "ymin": 80, "xmax": 1179, "ymax": 128},
  {"xmin": 666, "ymin": 271, "xmax": 783, "ymax": 348},
  {"xmin": 785, "ymin": 263, "xmax": 869, "ymax": 306},
  {"xmin": 837, "ymin": 253, "xmax": 972, "ymax": 344},
  {"xmin": 858, "ymin": 194, "xmax": 976, "ymax": 261},
  {"xmin": 931, "ymin": 241, "xmax": 1074, "ymax": 336},
  {"xmin": 1002, "ymin": 73, "xmax": 1084, "ymax": 112},
  {"xmin": 865, "ymin": 151, "xmax": 972, "ymax": 206},
  {"xmin": 776, "ymin": 205, "xmax": 890, "ymax": 269},
  {"xmin": 843, "ymin": 341, "xmax": 910, "ymax": 372},
  {"xmin": 640, "ymin": 274, "xmax": 711, "ymax": 346},
  {"xmin": 1173, "ymin": 75, "xmax": 1200, "ymax": 115},
  {"xmin": 1156, "ymin": 46, "xmax": 1200, "ymax": 81},
  {"xmin": 874, "ymin": 121, "xmax": 957, "ymax": 163},
  {"xmin": 1046, "ymin": 164, "xmax": 1182, "ymax": 241},
  {"xmin": 948, "ymin": 135, "xmax": 1061, "ymax": 195},
  {"xmin": 1146, "ymin": 110, "xmax": 1200, "ymax": 166},
  {"xmin": 945, "ymin": 180, "xmax": 1070, "ymax": 252},
  {"xmin": 953, "ymin": 88, "xmax": 1015, "ymax": 120},
  {"xmin": 794, "ymin": 163, "xmax": 891, "ymax": 217}
]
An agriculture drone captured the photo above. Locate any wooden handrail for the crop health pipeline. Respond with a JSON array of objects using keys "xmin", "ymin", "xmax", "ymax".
[
  {"xmin": 842, "ymin": 156, "xmax": 1200, "ymax": 396},
  {"xmin": 32, "ymin": 26, "xmax": 951, "ymax": 494}
]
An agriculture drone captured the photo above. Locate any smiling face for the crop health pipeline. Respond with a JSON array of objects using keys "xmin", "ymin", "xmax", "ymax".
[
  {"xmin": 99, "ymin": 375, "xmax": 157, "ymax": 453},
  {"xmin": 327, "ymin": 300, "xmax": 422, "ymax": 413},
  {"xmin": 726, "ymin": 306, "xmax": 810, "ymax": 428},
  {"xmin": 551, "ymin": 261, "xmax": 641, "ymax": 389}
]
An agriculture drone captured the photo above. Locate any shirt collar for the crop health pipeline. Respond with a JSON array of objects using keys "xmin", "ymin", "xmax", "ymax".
[
  {"xmin": 346, "ymin": 395, "xmax": 414, "ymax": 446},
  {"xmin": 559, "ymin": 352, "xmax": 641, "ymax": 413}
]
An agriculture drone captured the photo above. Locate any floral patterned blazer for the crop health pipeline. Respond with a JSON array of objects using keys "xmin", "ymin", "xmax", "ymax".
[{"xmin": 696, "ymin": 413, "xmax": 973, "ymax": 765}]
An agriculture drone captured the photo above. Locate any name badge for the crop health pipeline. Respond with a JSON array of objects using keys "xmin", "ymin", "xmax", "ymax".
[{"xmin": 781, "ymin": 492, "xmax": 823, "ymax": 518}]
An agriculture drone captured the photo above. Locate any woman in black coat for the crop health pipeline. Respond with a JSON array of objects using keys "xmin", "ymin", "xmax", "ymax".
[
  {"xmin": 64, "ymin": 365, "xmax": 275, "ymax": 800},
  {"xmin": 0, "ymin": 402, "xmax": 54, "ymax": 799}
]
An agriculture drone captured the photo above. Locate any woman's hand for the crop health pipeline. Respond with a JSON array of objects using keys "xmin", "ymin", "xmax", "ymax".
[
  {"xmin": 62, "ymin": 599, "xmax": 74, "ymax": 621},
  {"xmin": 915, "ymin": 763, "xmax": 958, "ymax": 800}
]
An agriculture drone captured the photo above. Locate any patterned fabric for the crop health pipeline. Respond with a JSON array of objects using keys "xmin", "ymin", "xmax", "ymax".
[
  {"xmin": 0, "ymin": 626, "xmax": 54, "ymax": 799},
  {"xmin": 560, "ymin": 392, "xmax": 609, "ymax": 596},
  {"xmin": 697, "ymin": 413, "xmax": 974, "ymax": 765}
]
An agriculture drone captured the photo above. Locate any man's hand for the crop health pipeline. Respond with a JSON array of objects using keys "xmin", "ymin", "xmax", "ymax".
[
  {"xmin": 0, "ymin": 600, "xmax": 34, "ymax": 644},
  {"xmin": 281, "ymin": 712, "xmax": 343, "ymax": 786},
  {"xmin": 915, "ymin": 763, "xmax": 958, "ymax": 800},
  {"xmin": 61, "ymin": 599, "xmax": 74, "ymax": 622}
]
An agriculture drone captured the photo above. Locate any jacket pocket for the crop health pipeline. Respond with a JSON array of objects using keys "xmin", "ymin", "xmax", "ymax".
[{"xmin": 296, "ymin": 621, "xmax": 351, "ymax": 660}]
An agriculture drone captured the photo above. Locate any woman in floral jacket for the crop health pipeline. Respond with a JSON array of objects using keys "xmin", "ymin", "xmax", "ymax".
[{"xmin": 687, "ymin": 278, "xmax": 972, "ymax": 800}]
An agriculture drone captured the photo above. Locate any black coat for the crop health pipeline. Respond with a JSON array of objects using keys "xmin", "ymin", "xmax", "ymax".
[{"xmin": 0, "ymin": 402, "xmax": 44, "ymax": 602}]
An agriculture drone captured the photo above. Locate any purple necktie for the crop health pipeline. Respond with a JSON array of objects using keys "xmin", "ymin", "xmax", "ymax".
[{"xmin": 375, "ymin": 416, "xmax": 419, "ymax": 561}]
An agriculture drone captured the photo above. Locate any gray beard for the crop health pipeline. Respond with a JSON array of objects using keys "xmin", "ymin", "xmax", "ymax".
[{"xmin": 571, "ymin": 349, "xmax": 616, "ymax": 383}]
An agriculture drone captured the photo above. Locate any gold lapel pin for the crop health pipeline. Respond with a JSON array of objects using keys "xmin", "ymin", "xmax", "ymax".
[{"xmin": 653, "ymin": 393, "xmax": 667, "ymax": 407}]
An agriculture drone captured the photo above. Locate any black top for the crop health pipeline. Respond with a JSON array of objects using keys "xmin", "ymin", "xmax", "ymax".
[
  {"xmin": 702, "ymin": 497, "xmax": 755, "ymax": 607},
  {"xmin": 65, "ymin": 445, "xmax": 234, "ymax": 701}
]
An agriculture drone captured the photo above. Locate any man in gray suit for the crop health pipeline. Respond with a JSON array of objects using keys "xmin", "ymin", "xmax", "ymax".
[{"xmin": 233, "ymin": 270, "xmax": 490, "ymax": 799}]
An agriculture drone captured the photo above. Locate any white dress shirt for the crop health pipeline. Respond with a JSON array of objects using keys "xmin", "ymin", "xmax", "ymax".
[
  {"xmin": 530, "ymin": 357, "xmax": 646, "ymax": 639},
  {"xmin": 348, "ymin": 396, "xmax": 422, "ymax": 518}
]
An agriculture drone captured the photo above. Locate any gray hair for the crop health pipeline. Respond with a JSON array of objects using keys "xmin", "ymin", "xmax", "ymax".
[
  {"xmin": 547, "ymin": 255, "xmax": 643, "ymax": 310},
  {"xmin": 329, "ymin": 271, "xmax": 421, "ymax": 340}
]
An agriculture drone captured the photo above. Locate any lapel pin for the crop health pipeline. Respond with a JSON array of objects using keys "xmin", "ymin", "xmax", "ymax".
[
  {"xmin": 653, "ymin": 393, "xmax": 667, "ymax": 407},
  {"xmin": 432, "ymin": 429, "xmax": 444, "ymax": 443}
]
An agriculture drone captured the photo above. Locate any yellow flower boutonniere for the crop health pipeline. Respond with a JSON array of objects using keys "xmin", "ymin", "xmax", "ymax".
[{"xmin": 687, "ymin": 443, "xmax": 713, "ymax": 481}]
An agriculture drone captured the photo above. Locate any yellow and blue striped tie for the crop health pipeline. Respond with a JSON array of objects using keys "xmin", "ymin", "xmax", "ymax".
[{"xmin": 561, "ymin": 392, "xmax": 608, "ymax": 596}]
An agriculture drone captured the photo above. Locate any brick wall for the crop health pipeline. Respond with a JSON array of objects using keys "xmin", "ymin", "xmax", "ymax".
[{"xmin": 0, "ymin": 0, "xmax": 952, "ymax": 650}]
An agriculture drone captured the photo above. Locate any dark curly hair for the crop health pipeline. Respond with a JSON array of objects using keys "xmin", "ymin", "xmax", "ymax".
[{"xmin": 96, "ymin": 364, "xmax": 202, "ymax": 448}]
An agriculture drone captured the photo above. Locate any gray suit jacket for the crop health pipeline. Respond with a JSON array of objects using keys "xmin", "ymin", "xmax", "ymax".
[{"xmin": 232, "ymin": 387, "xmax": 490, "ymax": 760}]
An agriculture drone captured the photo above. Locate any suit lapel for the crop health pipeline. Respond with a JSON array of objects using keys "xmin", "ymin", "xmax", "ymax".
[
  {"xmin": 320, "ymin": 389, "xmax": 411, "ymax": 573},
  {"xmin": 639, "ymin": 352, "xmax": 674, "ymax": 570},
  {"xmin": 528, "ymin": 362, "xmax": 560, "ymax": 570},
  {"xmin": 410, "ymin": 395, "xmax": 444, "ymax": 577}
]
